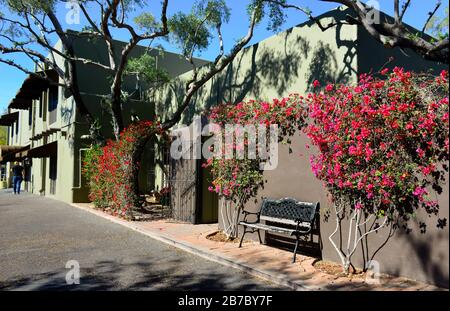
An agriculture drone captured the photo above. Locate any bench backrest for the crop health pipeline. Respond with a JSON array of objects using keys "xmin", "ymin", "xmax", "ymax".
[{"xmin": 260, "ymin": 198, "xmax": 319, "ymax": 226}]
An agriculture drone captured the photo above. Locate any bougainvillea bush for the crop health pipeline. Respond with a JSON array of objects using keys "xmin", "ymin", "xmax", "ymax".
[
  {"xmin": 305, "ymin": 68, "xmax": 449, "ymax": 272},
  {"xmin": 204, "ymin": 94, "xmax": 308, "ymax": 237},
  {"xmin": 83, "ymin": 120, "xmax": 165, "ymax": 219}
]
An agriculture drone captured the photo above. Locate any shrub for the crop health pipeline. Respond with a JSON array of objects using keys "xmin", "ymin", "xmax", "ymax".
[
  {"xmin": 83, "ymin": 120, "xmax": 165, "ymax": 218},
  {"xmin": 305, "ymin": 68, "xmax": 449, "ymax": 272},
  {"xmin": 204, "ymin": 94, "xmax": 308, "ymax": 237}
]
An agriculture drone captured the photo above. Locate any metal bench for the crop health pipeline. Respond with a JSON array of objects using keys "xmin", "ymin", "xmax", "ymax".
[{"xmin": 238, "ymin": 198, "xmax": 320, "ymax": 263}]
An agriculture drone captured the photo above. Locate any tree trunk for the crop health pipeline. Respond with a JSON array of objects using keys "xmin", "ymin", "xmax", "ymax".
[
  {"xmin": 110, "ymin": 94, "xmax": 125, "ymax": 141},
  {"xmin": 221, "ymin": 200, "xmax": 242, "ymax": 239}
]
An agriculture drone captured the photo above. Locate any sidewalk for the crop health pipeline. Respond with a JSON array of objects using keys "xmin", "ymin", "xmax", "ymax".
[{"xmin": 71, "ymin": 203, "xmax": 444, "ymax": 291}]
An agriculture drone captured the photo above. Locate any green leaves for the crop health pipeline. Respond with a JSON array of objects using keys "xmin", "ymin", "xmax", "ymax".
[
  {"xmin": 167, "ymin": 0, "xmax": 231, "ymax": 57},
  {"xmin": 265, "ymin": 0, "xmax": 288, "ymax": 32},
  {"xmin": 134, "ymin": 12, "xmax": 160, "ymax": 33},
  {"xmin": 426, "ymin": 6, "xmax": 449, "ymax": 39},
  {"xmin": 125, "ymin": 53, "xmax": 169, "ymax": 84},
  {"xmin": 2, "ymin": 0, "xmax": 56, "ymax": 14},
  {"xmin": 168, "ymin": 12, "xmax": 211, "ymax": 56},
  {"xmin": 194, "ymin": 0, "xmax": 231, "ymax": 27},
  {"xmin": 246, "ymin": 0, "xmax": 288, "ymax": 32},
  {"xmin": 0, "ymin": 126, "xmax": 7, "ymax": 145}
]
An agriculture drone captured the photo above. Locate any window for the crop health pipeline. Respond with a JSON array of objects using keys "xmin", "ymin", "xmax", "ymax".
[
  {"xmin": 39, "ymin": 95, "xmax": 43, "ymax": 118},
  {"xmin": 28, "ymin": 106, "xmax": 32, "ymax": 128},
  {"xmin": 48, "ymin": 87, "xmax": 58, "ymax": 124}
]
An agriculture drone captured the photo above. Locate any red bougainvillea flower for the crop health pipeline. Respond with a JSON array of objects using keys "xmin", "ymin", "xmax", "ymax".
[{"xmin": 83, "ymin": 120, "xmax": 168, "ymax": 218}]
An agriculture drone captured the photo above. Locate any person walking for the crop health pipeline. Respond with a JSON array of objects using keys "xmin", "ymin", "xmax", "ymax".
[{"xmin": 11, "ymin": 161, "xmax": 24, "ymax": 195}]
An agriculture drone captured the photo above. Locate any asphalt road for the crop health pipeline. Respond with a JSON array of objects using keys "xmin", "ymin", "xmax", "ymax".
[{"xmin": 0, "ymin": 190, "xmax": 286, "ymax": 290}]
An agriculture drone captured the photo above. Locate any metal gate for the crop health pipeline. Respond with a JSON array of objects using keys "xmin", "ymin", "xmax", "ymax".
[{"xmin": 169, "ymin": 140, "xmax": 200, "ymax": 223}]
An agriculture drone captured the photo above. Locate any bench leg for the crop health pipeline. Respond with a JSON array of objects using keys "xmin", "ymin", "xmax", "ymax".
[
  {"xmin": 257, "ymin": 229, "xmax": 263, "ymax": 244},
  {"xmin": 239, "ymin": 228, "xmax": 247, "ymax": 248},
  {"xmin": 292, "ymin": 236, "xmax": 300, "ymax": 263}
]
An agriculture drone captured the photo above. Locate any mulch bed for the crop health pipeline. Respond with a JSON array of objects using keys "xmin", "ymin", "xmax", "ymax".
[
  {"xmin": 206, "ymin": 230, "xmax": 243, "ymax": 243},
  {"xmin": 313, "ymin": 260, "xmax": 369, "ymax": 279},
  {"xmin": 314, "ymin": 260, "xmax": 409, "ymax": 285},
  {"xmin": 126, "ymin": 204, "xmax": 171, "ymax": 221}
]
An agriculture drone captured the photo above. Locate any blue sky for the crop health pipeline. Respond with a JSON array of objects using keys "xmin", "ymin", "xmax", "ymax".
[{"xmin": 0, "ymin": 0, "xmax": 446, "ymax": 113}]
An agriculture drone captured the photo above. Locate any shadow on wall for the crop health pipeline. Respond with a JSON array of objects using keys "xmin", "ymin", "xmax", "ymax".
[
  {"xmin": 210, "ymin": 29, "xmax": 311, "ymax": 106},
  {"xmin": 305, "ymin": 23, "xmax": 356, "ymax": 91},
  {"xmin": 397, "ymin": 225, "xmax": 449, "ymax": 288},
  {"xmin": 155, "ymin": 21, "xmax": 358, "ymax": 127}
]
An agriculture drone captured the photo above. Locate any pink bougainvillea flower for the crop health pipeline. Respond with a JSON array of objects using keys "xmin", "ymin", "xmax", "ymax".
[{"xmin": 304, "ymin": 68, "xmax": 448, "ymax": 230}]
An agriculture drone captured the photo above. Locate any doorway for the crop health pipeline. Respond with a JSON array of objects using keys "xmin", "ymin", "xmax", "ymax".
[
  {"xmin": 199, "ymin": 156, "xmax": 218, "ymax": 223},
  {"xmin": 169, "ymin": 141, "xmax": 218, "ymax": 224},
  {"xmin": 49, "ymin": 154, "xmax": 57, "ymax": 195}
]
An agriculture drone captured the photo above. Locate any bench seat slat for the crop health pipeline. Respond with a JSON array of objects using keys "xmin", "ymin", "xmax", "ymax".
[
  {"xmin": 239, "ymin": 222, "xmax": 295, "ymax": 235},
  {"xmin": 259, "ymin": 215, "xmax": 311, "ymax": 228},
  {"xmin": 239, "ymin": 222, "xmax": 311, "ymax": 235}
]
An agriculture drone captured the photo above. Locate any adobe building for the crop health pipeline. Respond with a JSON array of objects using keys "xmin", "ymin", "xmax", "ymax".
[
  {"xmin": 154, "ymin": 7, "xmax": 448, "ymax": 287},
  {"xmin": 0, "ymin": 34, "xmax": 207, "ymax": 203}
]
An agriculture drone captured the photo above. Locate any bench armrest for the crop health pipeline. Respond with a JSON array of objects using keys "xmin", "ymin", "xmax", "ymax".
[
  {"xmin": 294, "ymin": 221, "xmax": 312, "ymax": 235},
  {"xmin": 242, "ymin": 210, "xmax": 260, "ymax": 216},
  {"xmin": 296, "ymin": 226, "xmax": 312, "ymax": 235},
  {"xmin": 241, "ymin": 210, "xmax": 261, "ymax": 224}
]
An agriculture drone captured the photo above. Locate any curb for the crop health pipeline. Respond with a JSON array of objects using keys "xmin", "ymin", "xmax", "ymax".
[{"xmin": 69, "ymin": 203, "xmax": 320, "ymax": 291}]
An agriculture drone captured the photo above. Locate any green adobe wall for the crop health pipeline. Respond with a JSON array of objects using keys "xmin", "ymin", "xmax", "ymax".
[
  {"xmin": 69, "ymin": 34, "xmax": 207, "ymax": 202},
  {"xmin": 151, "ymin": 7, "xmax": 359, "ymax": 190},
  {"xmin": 153, "ymin": 7, "xmax": 358, "ymax": 124}
]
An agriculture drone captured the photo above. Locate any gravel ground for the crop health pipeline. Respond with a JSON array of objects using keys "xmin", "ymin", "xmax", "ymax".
[{"xmin": 0, "ymin": 189, "xmax": 287, "ymax": 291}]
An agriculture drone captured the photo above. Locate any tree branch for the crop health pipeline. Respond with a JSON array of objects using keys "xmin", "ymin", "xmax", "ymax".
[
  {"xmin": 162, "ymin": 3, "xmax": 260, "ymax": 130},
  {"xmin": 264, "ymin": 0, "xmax": 358, "ymax": 31},
  {"xmin": 213, "ymin": 23, "xmax": 225, "ymax": 65},
  {"xmin": 399, "ymin": 0, "xmax": 412, "ymax": 21},
  {"xmin": 79, "ymin": 2, "xmax": 102, "ymax": 34},
  {"xmin": 422, "ymin": 1, "xmax": 441, "ymax": 34},
  {"xmin": 107, "ymin": 0, "xmax": 170, "ymax": 138},
  {"xmin": 0, "ymin": 42, "xmax": 65, "ymax": 77},
  {"xmin": 0, "ymin": 58, "xmax": 65, "ymax": 88},
  {"xmin": 320, "ymin": 0, "xmax": 448, "ymax": 63},
  {"xmin": 394, "ymin": 0, "xmax": 400, "ymax": 24}
]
